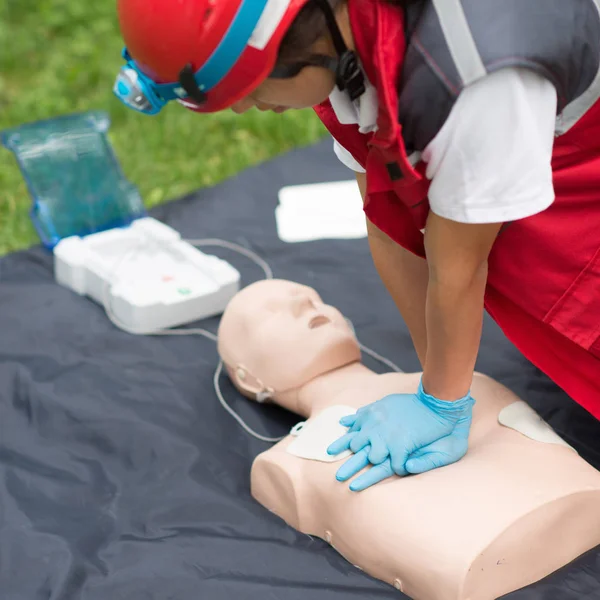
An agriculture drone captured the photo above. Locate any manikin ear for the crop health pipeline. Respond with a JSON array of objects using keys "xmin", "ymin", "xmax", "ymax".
[{"xmin": 225, "ymin": 363, "xmax": 274, "ymax": 403}]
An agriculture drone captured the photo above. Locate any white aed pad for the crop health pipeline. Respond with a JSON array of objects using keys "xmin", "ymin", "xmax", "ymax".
[
  {"xmin": 276, "ymin": 180, "xmax": 367, "ymax": 243},
  {"xmin": 53, "ymin": 217, "xmax": 240, "ymax": 333},
  {"xmin": 498, "ymin": 401, "xmax": 576, "ymax": 452},
  {"xmin": 287, "ymin": 405, "xmax": 356, "ymax": 463}
]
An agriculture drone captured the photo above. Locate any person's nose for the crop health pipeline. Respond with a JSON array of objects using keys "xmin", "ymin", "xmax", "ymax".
[
  {"xmin": 230, "ymin": 97, "xmax": 255, "ymax": 114},
  {"xmin": 255, "ymin": 101, "xmax": 274, "ymax": 112}
]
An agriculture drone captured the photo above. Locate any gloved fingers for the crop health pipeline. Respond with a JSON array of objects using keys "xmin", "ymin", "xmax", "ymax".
[
  {"xmin": 349, "ymin": 430, "xmax": 372, "ymax": 454},
  {"xmin": 327, "ymin": 431, "xmax": 357, "ymax": 456},
  {"xmin": 335, "ymin": 447, "xmax": 370, "ymax": 482},
  {"xmin": 405, "ymin": 438, "xmax": 468, "ymax": 474},
  {"xmin": 348, "ymin": 416, "xmax": 367, "ymax": 433},
  {"xmin": 390, "ymin": 450, "xmax": 411, "ymax": 477},
  {"xmin": 349, "ymin": 458, "xmax": 394, "ymax": 492},
  {"xmin": 339, "ymin": 413, "xmax": 357, "ymax": 428},
  {"xmin": 348, "ymin": 407, "xmax": 371, "ymax": 432},
  {"xmin": 367, "ymin": 433, "xmax": 388, "ymax": 464},
  {"xmin": 405, "ymin": 450, "xmax": 452, "ymax": 474},
  {"xmin": 353, "ymin": 405, "xmax": 368, "ymax": 419}
]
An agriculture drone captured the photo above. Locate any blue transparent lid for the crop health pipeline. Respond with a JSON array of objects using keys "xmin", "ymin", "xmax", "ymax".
[{"xmin": 1, "ymin": 111, "xmax": 146, "ymax": 249}]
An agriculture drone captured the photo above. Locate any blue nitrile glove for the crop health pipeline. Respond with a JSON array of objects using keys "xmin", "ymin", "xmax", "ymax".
[{"xmin": 327, "ymin": 379, "xmax": 475, "ymax": 491}]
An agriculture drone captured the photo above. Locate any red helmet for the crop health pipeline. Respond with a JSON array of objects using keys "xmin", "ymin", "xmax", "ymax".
[{"xmin": 117, "ymin": 0, "xmax": 309, "ymax": 113}]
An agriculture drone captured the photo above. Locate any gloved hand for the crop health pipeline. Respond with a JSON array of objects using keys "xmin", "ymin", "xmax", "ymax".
[{"xmin": 327, "ymin": 379, "xmax": 475, "ymax": 491}]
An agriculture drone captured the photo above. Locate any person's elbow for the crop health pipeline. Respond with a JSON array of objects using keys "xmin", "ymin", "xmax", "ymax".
[
  {"xmin": 424, "ymin": 211, "xmax": 500, "ymax": 289},
  {"xmin": 427, "ymin": 256, "xmax": 489, "ymax": 290}
]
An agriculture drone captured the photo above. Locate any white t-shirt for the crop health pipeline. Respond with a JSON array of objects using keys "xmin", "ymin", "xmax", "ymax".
[{"xmin": 331, "ymin": 67, "xmax": 558, "ymax": 224}]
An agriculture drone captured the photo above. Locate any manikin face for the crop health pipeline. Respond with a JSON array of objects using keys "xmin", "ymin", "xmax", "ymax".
[{"xmin": 217, "ymin": 279, "xmax": 361, "ymax": 393}]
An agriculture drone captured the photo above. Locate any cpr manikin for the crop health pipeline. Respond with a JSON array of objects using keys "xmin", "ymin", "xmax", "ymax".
[{"xmin": 217, "ymin": 280, "xmax": 600, "ymax": 600}]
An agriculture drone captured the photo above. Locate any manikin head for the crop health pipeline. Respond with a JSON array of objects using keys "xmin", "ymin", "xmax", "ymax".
[{"xmin": 217, "ymin": 279, "xmax": 361, "ymax": 401}]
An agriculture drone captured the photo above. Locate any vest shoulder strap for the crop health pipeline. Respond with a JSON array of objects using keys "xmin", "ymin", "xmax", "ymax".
[{"xmin": 400, "ymin": 0, "xmax": 600, "ymax": 151}]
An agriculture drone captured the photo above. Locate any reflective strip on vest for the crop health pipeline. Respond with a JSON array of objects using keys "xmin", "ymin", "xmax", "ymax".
[
  {"xmin": 431, "ymin": 0, "xmax": 486, "ymax": 86},
  {"xmin": 556, "ymin": 0, "xmax": 600, "ymax": 134},
  {"xmin": 399, "ymin": 0, "xmax": 600, "ymax": 152}
]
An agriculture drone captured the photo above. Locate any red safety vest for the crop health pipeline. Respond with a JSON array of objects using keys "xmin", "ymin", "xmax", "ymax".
[{"xmin": 314, "ymin": 0, "xmax": 600, "ymax": 417}]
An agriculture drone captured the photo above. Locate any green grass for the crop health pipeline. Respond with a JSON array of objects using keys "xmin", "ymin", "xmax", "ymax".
[{"xmin": 0, "ymin": 0, "xmax": 327, "ymax": 255}]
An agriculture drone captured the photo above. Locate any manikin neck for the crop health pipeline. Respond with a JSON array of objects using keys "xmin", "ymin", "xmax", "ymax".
[{"xmin": 274, "ymin": 361, "xmax": 378, "ymax": 418}]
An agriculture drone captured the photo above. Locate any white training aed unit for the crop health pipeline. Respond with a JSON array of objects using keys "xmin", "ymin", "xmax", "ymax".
[{"xmin": 54, "ymin": 217, "xmax": 240, "ymax": 333}]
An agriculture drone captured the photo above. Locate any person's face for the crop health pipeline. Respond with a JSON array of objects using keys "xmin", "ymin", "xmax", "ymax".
[
  {"xmin": 230, "ymin": 10, "xmax": 347, "ymax": 114},
  {"xmin": 230, "ymin": 66, "xmax": 336, "ymax": 114}
]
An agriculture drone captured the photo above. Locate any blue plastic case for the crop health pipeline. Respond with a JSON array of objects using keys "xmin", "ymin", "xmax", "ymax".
[{"xmin": 1, "ymin": 111, "xmax": 146, "ymax": 250}]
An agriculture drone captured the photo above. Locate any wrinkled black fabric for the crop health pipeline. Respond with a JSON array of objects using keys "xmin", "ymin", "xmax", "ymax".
[{"xmin": 1, "ymin": 140, "xmax": 599, "ymax": 600}]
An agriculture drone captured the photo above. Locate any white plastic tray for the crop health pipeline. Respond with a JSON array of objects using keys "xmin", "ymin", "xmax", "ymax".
[{"xmin": 54, "ymin": 217, "xmax": 240, "ymax": 333}]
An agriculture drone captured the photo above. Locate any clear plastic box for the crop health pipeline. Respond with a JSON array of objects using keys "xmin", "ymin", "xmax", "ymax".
[{"xmin": 1, "ymin": 111, "xmax": 146, "ymax": 249}]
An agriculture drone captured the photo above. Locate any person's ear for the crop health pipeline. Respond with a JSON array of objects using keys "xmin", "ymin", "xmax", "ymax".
[{"xmin": 226, "ymin": 363, "xmax": 274, "ymax": 403}]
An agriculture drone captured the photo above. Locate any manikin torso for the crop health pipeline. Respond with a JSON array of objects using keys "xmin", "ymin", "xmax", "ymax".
[{"xmin": 217, "ymin": 279, "xmax": 600, "ymax": 600}]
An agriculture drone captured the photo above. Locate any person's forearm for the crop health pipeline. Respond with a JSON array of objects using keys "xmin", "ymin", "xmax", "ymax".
[
  {"xmin": 422, "ymin": 263, "xmax": 487, "ymax": 400},
  {"xmin": 367, "ymin": 220, "xmax": 429, "ymax": 367},
  {"xmin": 355, "ymin": 173, "xmax": 429, "ymax": 366}
]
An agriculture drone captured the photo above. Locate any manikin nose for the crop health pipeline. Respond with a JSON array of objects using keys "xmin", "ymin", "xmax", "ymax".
[
  {"xmin": 291, "ymin": 295, "xmax": 331, "ymax": 328},
  {"xmin": 291, "ymin": 294, "xmax": 315, "ymax": 316}
]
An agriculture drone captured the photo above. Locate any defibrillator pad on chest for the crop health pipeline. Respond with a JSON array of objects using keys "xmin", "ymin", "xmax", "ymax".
[
  {"xmin": 286, "ymin": 405, "xmax": 356, "ymax": 463},
  {"xmin": 498, "ymin": 401, "xmax": 576, "ymax": 452}
]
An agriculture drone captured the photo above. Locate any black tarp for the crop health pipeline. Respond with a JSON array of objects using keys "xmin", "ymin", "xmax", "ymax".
[{"xmin": 1, "ymin": 139, "xmax": 599, "ymax": 600}]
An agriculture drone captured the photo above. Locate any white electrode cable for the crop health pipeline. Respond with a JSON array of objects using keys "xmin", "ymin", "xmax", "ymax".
[
  {"xmin": 212, "ymin": 359, "xmax": 286, "ymax": 443},
  {"xmin": 344, "ymin": 317, "xmax": 402, "ymax": 374},
  {"xmin": 183, "ymin": 238, "xmax": 274, "ymax": 280},
  {"xmin": 101, "ymin": 237, "xmax": 283, "ymax": 442},
  {"xmin": 101, "ymin": 236, "xmax": 402, "ymax": 443}
]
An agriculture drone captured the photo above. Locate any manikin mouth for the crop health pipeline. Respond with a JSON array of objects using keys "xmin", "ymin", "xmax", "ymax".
[{"xmin": 308, "ymin": 315, "xmax": 331, "ymax": 329}]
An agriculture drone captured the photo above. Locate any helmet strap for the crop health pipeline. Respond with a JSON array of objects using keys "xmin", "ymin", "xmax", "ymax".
[
  {"xmin": 178, "ymin": 64, "xmax": 208, "ymax": 105},
  {"xmin": 270, "ymin": 0, "xmax": 366, "ymax": 102}
]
